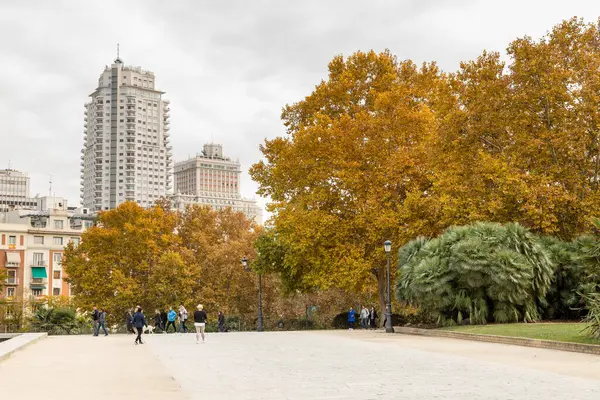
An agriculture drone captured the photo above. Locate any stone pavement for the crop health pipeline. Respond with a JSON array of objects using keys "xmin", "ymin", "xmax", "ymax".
[
  {"xmin": 146, "ymin": 330, "xmax": 600, "ymax": 400},
  {"xmin": 2, "ymin": 330, "xmax": 600, "ymax": 399},
  {"xmin": 0, "ymin": 335, "xmax": 186, "ymax": 400}
]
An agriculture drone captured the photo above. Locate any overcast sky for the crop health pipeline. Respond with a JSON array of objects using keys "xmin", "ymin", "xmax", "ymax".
[{"xmin": 1, "ymin": 1, "xmax": 600, "ymax": 215}]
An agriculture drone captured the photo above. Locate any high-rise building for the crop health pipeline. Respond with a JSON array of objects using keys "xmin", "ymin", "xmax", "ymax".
[
  {"xmin": 0, "ymin": 169, "xmax": 37, "ymax": 211},
  {"xmin": 172, "ymin": 144, "xmax": 263, "ymax": 224},
  {"xmin": 80, "ymin": 56, "xmax": 172, "ymax": 211}
]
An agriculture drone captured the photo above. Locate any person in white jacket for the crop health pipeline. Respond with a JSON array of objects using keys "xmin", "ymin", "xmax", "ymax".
[
  {"xmin": 178, "ymin": 304, "xmax": 189, "ymax": 333},
  {"xmin": 360, "ymin": 306, "xmax": 370, "ymax": 329}
]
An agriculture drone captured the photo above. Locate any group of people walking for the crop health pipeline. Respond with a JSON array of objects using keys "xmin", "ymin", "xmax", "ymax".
[
  {"xmin": 93, "ymin": 304, "xmax": 225, "ymax": 345},
  {"xmin": 347, "ymin": 305, "xmax": 378, "ymax": 330}
]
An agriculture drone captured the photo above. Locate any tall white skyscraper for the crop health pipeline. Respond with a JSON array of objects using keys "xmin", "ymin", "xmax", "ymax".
[{"xmin": 80, "ymin": 56, "xmax": 172, "ymax": 211}]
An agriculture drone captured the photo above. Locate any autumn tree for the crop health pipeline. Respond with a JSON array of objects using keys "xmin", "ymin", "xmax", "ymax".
[
  {"xmin": 251, "ymin": 18, "xmax": 600, "ymax": 319},
  {"xmin": 177, "ymin": 205, "xmax": 267, "ymax": 323},
  {"xmin": 429, "ymin": 18, "xmax": 600, "ymax": 239},
  {"xmin": 63, "ymin": 202, "xmax": 191, "ymax": 322},
  {"xmin": 251, "ymin": 51, "xmax": 441, "ymax": 316}
]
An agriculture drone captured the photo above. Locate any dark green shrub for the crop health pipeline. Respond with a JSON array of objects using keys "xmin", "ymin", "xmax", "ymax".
[
  {"xmin": 397, "ymin": 222, "xmax": 554, "ymax": 326},
  {"xmin": 582, "ymin": 293, "xmax": 600, "ymax": 339}
]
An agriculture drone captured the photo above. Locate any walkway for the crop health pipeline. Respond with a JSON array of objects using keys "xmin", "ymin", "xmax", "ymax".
[
  {"xmin": 2, "ymin": 331, "xmax": 600, "ymax": 399},
  {"xmin": 0, "ymin": 335, "xmax": 186, "ymax": 400}
]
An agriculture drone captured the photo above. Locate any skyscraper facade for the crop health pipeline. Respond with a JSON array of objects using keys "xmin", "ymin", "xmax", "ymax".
[
  {"xmin": 80, "ymin": 57, "xmax": 172, "ymax": 211},
  {"xmin": 172, "ymin": 144, "xmax": 263, "ymax": 224}
]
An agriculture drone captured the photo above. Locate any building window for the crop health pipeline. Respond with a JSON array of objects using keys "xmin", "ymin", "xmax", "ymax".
[
  {"xmin": 71, "ymin": 237, "xmax": 81, "ymax": 246},
  {"xmin": 53, "ymin": 252, "xmax": 63, "ymax": 266},
  {"xmin": 53, "ymin": 288, "xmax": 61, "ymax": 296},
  {"xmin": 54, "ymin": 220, "xmax": 64, "ymax": 229},
  {"xmin": 53, "ymin": 270, "xmax": 61, "ymax": 279},
  {"xmin": 8, "ymin": 235, "xmax": 16, "ymax": 245},
  {"xmin": 7, "ymin": 287, "xmax": 15, "ymax": 298},
  {"xmin": 33, "ymin": 236, "xmax": 44, "ymax": 244},
  {"xmin": 53, "ymin": 237, "xmax": 63, "ymax": 245},
  {"xmin": 32, "ymin": 289, "xmax": 43, "ymax": 297},
  {"xmin": 33, "ymin": 253, "xmax": 44, "ymax": 266}
]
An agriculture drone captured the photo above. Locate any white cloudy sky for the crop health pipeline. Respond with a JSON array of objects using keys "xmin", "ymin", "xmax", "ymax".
[{"xmin": 1, "ymin": 0, "xmax": 600, "ymax": 215}]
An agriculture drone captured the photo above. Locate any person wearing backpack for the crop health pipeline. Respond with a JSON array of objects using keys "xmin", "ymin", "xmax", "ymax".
[{"xmin": 165, "ymin": 307, "xmax": 177, "ymax": 333}]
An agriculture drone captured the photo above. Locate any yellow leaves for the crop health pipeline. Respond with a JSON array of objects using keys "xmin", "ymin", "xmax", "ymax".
[
  {"xmin": 63, "ymin": 202, "xmax": 263, "ymax": 323},
  {"xmin": 252, "ymin": 18, "xmax": 600, "ymax": 305}
]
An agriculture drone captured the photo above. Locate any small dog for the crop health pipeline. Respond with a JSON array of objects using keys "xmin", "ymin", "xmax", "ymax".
[{"xmin": 144, "ymin": 325, "xmax": 155, "ymax": 334}]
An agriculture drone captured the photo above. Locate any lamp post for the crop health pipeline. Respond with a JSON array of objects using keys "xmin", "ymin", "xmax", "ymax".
[
  {"xmin": 242, "ymin": 256, "xmax": 264, "ymax": 332},
  {"xmin": 384, "ymin": 240, "xmax": 394, "ymax": 333}
]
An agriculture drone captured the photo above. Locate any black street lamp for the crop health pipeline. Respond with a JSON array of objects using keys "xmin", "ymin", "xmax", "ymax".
[
  {"xmin": 242, "ymin": 256, "xmax": 264, "ymax": 332},
  {"xmin": 384, "ymin": 240, "xmax": 394, "ymax": 333}
]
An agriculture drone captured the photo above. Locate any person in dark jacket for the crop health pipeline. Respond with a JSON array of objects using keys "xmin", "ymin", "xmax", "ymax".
[
  {"xmin": 98, "ymin": 309, "xmax": 109, "ymax": 336},
  {"xmin": 132, "ymin": 307, "xmax": 147, "ymax": 345},
  {"xmin": 125, "ymin": 309, "xmax": 134, "ymax": 334},
  {"xmin": 193, "ymin": 304, "xmax": 208, "ymax": 343},
  {"xmin": 154, "ymin": 309, "xmax": 163, "ymax": 332},
  {"xmin": 218, "ymin": 311, "xmax": 225, "ymax": 333},
  {"xmin": 160, "ymin": 309, "xmax": 168, "ymax": 333},
  {"xmin": 370, "ymin": 306, "xmax": 377, "ymax": 329},
  {"xmin": 91, "ymin": 306, "xmax": 100, "ymax": 336}
]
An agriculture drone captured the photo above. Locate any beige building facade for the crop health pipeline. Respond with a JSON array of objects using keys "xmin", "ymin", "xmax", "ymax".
[
  {"xmin": 0, "ymin": 169, "xmax": 37, "ymax": 212},
  {"xmin": 173, "ymin": 144, "xmax": 263, "ymax": 224},
  {"xmin": 0, "ymin": 197, "xmax": 93, "ymax": 305}
]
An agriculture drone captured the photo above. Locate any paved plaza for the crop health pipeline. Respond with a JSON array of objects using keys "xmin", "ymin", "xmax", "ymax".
[{"xmin": 1, "ymin": 330, "xmax": 600, "ymax": 399}]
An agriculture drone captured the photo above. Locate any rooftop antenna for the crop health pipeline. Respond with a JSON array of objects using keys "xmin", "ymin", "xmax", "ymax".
[
  {"xmin": 7, "ymin": 159, "xmax": 11, "ymax": 170},
  {"xmin": 49, "ymin": 175, "xmax": 52, "ymax": 197},
  {"xmin": 115, "ymin": 43, "xmax": 122, "ymax": 63}
]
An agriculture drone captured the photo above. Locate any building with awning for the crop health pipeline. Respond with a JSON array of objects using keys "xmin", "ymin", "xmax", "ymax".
[
  {"xmin": 0, "ymin": 196, "xmax": 95, "ymax": 311},
  {"xmin": 5, "ymin": 252, "xmax": 20, "ymax": 267}
]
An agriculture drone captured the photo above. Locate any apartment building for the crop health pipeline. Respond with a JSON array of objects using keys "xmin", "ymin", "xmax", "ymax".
[
  {"xmin": 81, "ymin": 55, "xmax": 172, "ymax": 211},
  {"xmin": 0, "ymin": 197, "xmax": 94, "ymax": 303},
  {"xmin": 0, "ymin": 169, "xmax": 37, "ymax": 212},
  {"xmin": 172, "ymin": 144, "xmax": 263, "ymax": 224}
]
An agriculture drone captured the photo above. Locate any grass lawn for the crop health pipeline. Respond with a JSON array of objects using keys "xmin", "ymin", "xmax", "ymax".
[{"xmin": 442, "ymin": 323, "xmax": 600, "ymax": 345}]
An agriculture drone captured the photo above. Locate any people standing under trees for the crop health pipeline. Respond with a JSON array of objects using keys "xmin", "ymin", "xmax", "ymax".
[
  {"xmin": 194, "ymin": 304, "xmax": 208, "ymax": 344},
  {"xmin": 348, "ymin": 307, "xmax": 356, "ymax": 330},
  {"xmin": 91, "ymin": 306, "xmax": 100, "ymax": 336},
  {"xmin": 370, "ymin": 306, "xmax": 377, "ymax": 329},
  {"xmin": 97, "ymin": 308, "xmax": 109, "ymax": 336},
  {"xmin": 125, "ymin": 309, "xmax": 134, "ymax": 334},
  {"xmin": 218, "ymin": 311, "xmax": 225, "ymax": 333},
  {"xmin": 132, "ymin": 307, "xmax": 147, "ymax": 345},
  {"xmin": 178, "ymin": 304, "xmax": 189, "ymax": 333},
  {"xmin": 165, "ymin": 307, "xmax": 177, "ymax": 333}
]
